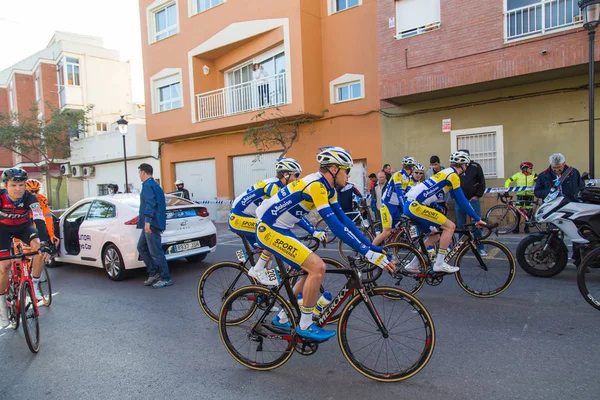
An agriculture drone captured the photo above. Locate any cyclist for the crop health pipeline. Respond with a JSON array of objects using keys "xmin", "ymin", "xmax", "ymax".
[
  {"xmin": 26, "ymin": 179, "xmax": 60, "ymax": 248},
  {"xmin": 174, "ymin": 180, "xmax": 190, "ymax": 200},
  {"xmin": 0, "ymin": 169, "xmax": 50, "ymax": 327},
  {"xmin": 372, "ymin": 156, "xmax": 417, "ymax": 247},
  {"xmin": 413, "ymin": 163, "xmax": 426, "ymax": 184},
  {"xmin": 504, "ymin": 161, "xmax": 538, "ymax": 233},
  {"xmin": 403, "ymin": 151, "xmax": 486, "ymax": 274},
  {"xmin": 229, "ymin": 158, "xmax": 325, "ymax": 286},
  {"xmin": 255, "ymin": 146, "xmax": 394, "ymax": 342}
]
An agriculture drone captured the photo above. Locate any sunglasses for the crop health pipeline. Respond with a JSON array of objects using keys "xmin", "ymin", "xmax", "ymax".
[
  {"xmin": 294, "ymin": 173, "xmax": 300, "ymax": 178},
  {"xmin": 414, "ymin": 172, "xmax": 424, "ymax": 175},
  {"xmin": 338, "ymin": 166, "xmax": 351, "ymax": 175}
]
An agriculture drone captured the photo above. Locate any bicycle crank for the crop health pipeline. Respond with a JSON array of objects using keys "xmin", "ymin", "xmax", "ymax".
[
  {"xmin": 425, "ymin": 270, "xmax": 444, "ymax": 286},
  {"xmin": 294, "ymin": 338, "xmax": 319, "ymax": 356}
]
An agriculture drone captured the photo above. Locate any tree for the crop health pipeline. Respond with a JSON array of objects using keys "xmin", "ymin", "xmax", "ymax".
[
  {"xmin": 243, "ymin": 108, "xmax": 328, "ymax": 158},
  {"xmin": 0, "ymin": 103, "xmax": 92, "ymax": 207}
]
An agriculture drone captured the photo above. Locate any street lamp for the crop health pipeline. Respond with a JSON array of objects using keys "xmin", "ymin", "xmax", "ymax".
[
  {"xmin": 579, "ymin": 0, "xmax": 600, "ymax": 178},
  {"xmin": 116, "ymin": 115, "xmax": 129, "ymax": 193}
]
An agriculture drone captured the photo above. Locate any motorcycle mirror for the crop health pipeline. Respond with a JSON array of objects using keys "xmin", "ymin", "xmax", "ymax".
[{"xmin": 582, "ymin": 172, "xmax": 590, "ymax": 180}]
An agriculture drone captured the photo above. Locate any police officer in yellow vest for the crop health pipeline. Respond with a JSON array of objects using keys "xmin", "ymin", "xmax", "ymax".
[{"xmin": 504, "ymin": 161, "xmax": 538, "ymax": 233}]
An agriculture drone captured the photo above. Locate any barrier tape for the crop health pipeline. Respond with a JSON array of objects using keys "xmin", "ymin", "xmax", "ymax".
[
  {"xmin": 193, "ymin": 200, "xmax": 234, "ymax": 205},
  {"xmin": 485, "ymin": 187, "xmax": 534, "ymax": 193}
]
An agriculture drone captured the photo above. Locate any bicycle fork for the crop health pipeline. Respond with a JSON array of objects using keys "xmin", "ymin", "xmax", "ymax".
[{"xmin": 357, "ymin": 287, "xmax": 389, "ymax": 338}]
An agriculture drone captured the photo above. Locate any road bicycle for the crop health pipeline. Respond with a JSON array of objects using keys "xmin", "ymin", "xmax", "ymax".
[
  {"xmin": 368, "ymin": 223, "xmax": 516, "ymax": 298},
  {"xmin": 14, "ymin": 239, "xmax": 53, "ymax": 307},
  {"xmin": 1, "ymin": 242, "xmax": 52, "ymax": 353},
  {"xmin": 577, "ymin": 247, "xmax": 600, "ymax": 311},
  {"xmin": 218, "ymin": 255, "xmax": 435, "ymax": 382},
  {"xmin": 485, "ymin": 193, "xmax": 542, "ymax": 234}
]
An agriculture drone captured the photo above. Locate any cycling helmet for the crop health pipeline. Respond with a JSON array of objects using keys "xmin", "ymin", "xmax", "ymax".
[
  {"xmin": 449, "ymin": 151, "xmax": 471, "ymax": 166},
  {"xmin": 520, "ymin": 161, "xmax": 534, "ymax": 171},
  {"xmin": 275, "ymin": 158, "xmax": 302, "ymax": 174},
  {"xmin": 174, "ymin": 180, "xmax": 183, "ymax": 186},
  {"xmin": 415, "ymin": 163, "xmax": 425, "ymax": 171},
  {"xmin": 402, "ymin": 156, "xmax": 417, "ymax": 167},
  {"xmin": 26, "ymin": 179, "xmax": 42, "ymax": 192},
  {"xmin": 2, "ymin": 168, "xmax": 28, "ymax": 183},
  {"xmin": 316, "ymin": 146, "xmax": 353, "ymax": 167}
]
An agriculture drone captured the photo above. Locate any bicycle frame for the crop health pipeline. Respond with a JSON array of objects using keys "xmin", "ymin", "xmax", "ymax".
[
  {"xmin": 1, "ymin": 249, "xmax": 40, "ymax": 320},
  {"xmin": 416, "ymin": 227, "xmax": 485, "ymax": 270}
]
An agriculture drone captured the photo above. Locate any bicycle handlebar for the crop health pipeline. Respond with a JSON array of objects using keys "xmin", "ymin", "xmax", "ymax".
[{"xmin": 498, "ymin": 193, "xmax": 511, "ymax": 204}]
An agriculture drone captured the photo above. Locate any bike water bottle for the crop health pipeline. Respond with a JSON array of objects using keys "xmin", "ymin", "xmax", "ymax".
[
  {"xmin": 297, "ymin": 293, "xmax": 303, "ymax": 308},
  {"xmin": 426, "ymin": 245, "xmax": 437, "ymax": 262},
  {"xmin": 313, "ymin": 292, "xmax": 332, "ymax": 317},
  {"xmin": 409, "ymin": 224, "xmax": 419, "ymax": 239}
]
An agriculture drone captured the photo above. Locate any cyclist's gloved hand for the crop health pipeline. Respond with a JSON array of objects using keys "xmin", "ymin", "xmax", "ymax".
[
  {"xmin": 365, "ymin": 250, "xmax": 394, "ymax": 272},
  {"xmin": 312, "ymin": 230, "xmax": 328, "ymax": 243}
]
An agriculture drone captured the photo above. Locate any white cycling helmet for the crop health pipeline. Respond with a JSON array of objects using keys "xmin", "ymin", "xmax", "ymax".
[
  {"xmin": 415, "ymin": 163, "xmax": 425, "ymax": 171},
  {"xmin": 275, "ymin": 158, "xmax": 302, "ymax": 174},
  {"xmin": 402, "ymin": 156, "xmax": 417, "ymax": 167},
  {"xmin": 316, "ymin": 146, "xmax": 353, "ymax": 167},
  {"xmin": 450, "ymin": 151, "xmax": 471, "ymax": 166},
  {"xmin": 174, "ymin": 180, "xmax": 183, "ymax": 185}
]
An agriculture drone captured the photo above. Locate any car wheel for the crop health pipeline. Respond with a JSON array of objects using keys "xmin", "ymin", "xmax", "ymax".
[
  {"xmin": 187, "ymin": 253, "xmax": 207, "ymax": 263},
  {"xmin": 103, "ymin": 244, "xmax": 126, "ymax": 281}
]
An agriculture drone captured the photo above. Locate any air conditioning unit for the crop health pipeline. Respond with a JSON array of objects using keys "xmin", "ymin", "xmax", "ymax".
[
  {"xmin": 82, "ymin": 166, "xmax": 95, "ymax": 177},
  {"xmin": 60, "ymin": 163, "xmax": 71, "ymax": 176},
  {"xmin": 71, "ymin": 166, "xmax": 83, "ymax": 178}
]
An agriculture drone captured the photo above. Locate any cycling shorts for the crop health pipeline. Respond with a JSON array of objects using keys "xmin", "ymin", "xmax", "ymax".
[
  {"xmin": 380, "ymin": 203, "xmax": 402, "ymax": 230},
  {"xmin": 255, "ymin": 221, "xmax": 311, "ymax": 270},
  {"xmin": 228, "ymin": 211, "xmax": 258, "ymax": 246},
  {"xmin": 404, "ymin": 201, "xmax": 446, "ymax": 233},
  {"xmin": 0, "ymin": 224, "xmax": 39, "ymax": 257}
]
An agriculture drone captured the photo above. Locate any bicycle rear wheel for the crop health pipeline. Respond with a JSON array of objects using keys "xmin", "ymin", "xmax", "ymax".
[
  {"xmin": 338, "ymin": 286, "xmax": 435, "ymax": 382},
  {"xmin": 38, "ymin": 266, "xmax": 52, "ymax": 306},
  {"xmin": 20, "ymin": 281, "xmax": 40, "ymax": 353},
  {"xmin": 197, "ymin": 261, "xmax": 256, "ymax": 322},
  {"xmin": 368, "ymin": 242, "xmax": 426, "ymax": 295},
  {"xmin": 577, "ymin": 247, "xmax": 600, "ymax": 311},
  {"xmin": 219, "ymin": 286, "xmax": 295, "ymax": 371},
  {"xmin": 485, "ymin": 205, "xmax": 518, "ymax": 234},
  {"xmin": 455, "ymin": 240, "xmax": 516, "ymax": 298}
]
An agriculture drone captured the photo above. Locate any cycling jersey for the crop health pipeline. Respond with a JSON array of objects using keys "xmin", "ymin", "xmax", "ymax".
[
  {"xmin": 0, "ymin": 189, "xmax": 49, "ymax": 256},
  {"xmin": 382, "ymin": 169, "xmax": 415, "ymax": 207},
  {"xmin": 34, "ymin": 192, "xmax": 56, "ymax": 240},
  {"xmin": 231, "ymin": 177, "xmax": 282, "ymax": 218}
]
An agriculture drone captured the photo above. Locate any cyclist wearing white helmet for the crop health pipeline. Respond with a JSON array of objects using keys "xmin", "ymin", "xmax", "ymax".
[
  {"xmin": 372, "ymin": 155, "xmax": 418, "ymax": 247},
  {"xmin": 413, "ymin": 163, "xmax": 426, "ymax": 183},
  {"xmin": 255, "ymin": 146, "xmax": 394, "ymax": 342},
  {"xmin": 174, "ymin": 179, "xmax": 190, "ymax": 200},
  {"xmin": 229, "ymin": 158, "xmax": 322, "ymax": 286},
  {"xmin": 403, "ymin": 151, "xmax": 486, "ymax": 274}
]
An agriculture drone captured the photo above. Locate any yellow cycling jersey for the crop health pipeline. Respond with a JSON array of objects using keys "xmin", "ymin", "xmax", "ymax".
[
  {"xmin": 405, "ymin": 167, "xmax": 461, "ymax": 206},
  {"xmin": 382, "ymin": 169, "xmax": 415, "ymax": 206},
  {"xmin": 231, "ymin": 177, "xmax": 282, "ymax": 217}
]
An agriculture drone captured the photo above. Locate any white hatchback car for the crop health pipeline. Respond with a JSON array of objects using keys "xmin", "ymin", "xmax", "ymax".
[{"xmin": 53, "ymin": 193, "xmax": 217, "ymax": 280}]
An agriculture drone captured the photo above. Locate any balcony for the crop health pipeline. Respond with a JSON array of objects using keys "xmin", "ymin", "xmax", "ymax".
[
  {"xmin": 505, "ymin": 0, "xmax": 582, "ymax": 41},
  {"xmin": 196, "ymin": 72, "xmax": 288, "ymax": 121}
]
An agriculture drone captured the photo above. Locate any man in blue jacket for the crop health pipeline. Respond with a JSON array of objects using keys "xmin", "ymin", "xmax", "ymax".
[{"xmin": 137, "ymin": 163, "xmax": 171, "ymax": 288}]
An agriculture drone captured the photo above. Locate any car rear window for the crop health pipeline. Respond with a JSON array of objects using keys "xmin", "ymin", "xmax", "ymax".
[{"xmin": 166, "ymin": 196, "xmax": 194, "ymax": 207}]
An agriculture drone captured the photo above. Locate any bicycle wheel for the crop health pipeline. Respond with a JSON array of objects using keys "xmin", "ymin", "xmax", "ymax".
[
  {"xmin": 316, "ymin": 218, "xmax": 337, "ymax": 244},
  {"xmin": 338, "ymin": 286, "xmax": 435, "ymax": 382},
  {"xmin": 219, "ymin": 286, "xmax": 296, "ymax": 371},
  {"xmin": 20, "ymin": 281, "xmax": 40, "ymax": 353},
  {"xmin": 455, "ymin": 240, "xmax": 516, "ymax": 298},
  {"xmin": 485, "ymin": 205, "xmax": 518, "ymax": 234},
  {"xmin": 38, "ymin": 266, "xmax": 52, "ymax": 307},
  {"xmin": 7, "ymin": 278, "xmax": 20, "ymax": 330},
  {"xmin": 577, "ymin": 247, "xmax": 600, "ymax": 311},
  {"xmin": 197, "ymin": 261, "xmax": 256, "ymax": 322},
  {"xmin": 368, "ymin": 242, "xmax": 426, "ymax": 295},
  {"xmin": 338, "ymin": 228, "xmax": 373, "ymax": 264}
]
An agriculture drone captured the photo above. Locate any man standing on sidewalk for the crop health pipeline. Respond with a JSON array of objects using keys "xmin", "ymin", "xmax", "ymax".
[{"xmin": 137, "ymin": 163, "xmax": 171, "ymax": 288}]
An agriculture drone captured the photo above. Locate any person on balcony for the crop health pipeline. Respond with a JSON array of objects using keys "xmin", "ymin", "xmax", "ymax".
[{"xmin": 253, "ymin": 64, "xmax": 269, "ymax": 107}]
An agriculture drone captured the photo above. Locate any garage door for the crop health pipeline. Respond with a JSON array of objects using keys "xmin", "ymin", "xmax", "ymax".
[
  {"xmin": 232, "ymin": 152, "xmax": 281, "ymax": 197},
  {"xmin": 348, "ymin": 159, "xmax": 367, "ymax": 195},
  {"xmin": 175, "ymin": 159, "xmax": 217, "ymax": 219}
]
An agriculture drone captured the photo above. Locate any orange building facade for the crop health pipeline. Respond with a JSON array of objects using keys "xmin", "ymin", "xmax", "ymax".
[{"xmin": 139, "ymin": 0, "xmax": 382, "ymax": 218}]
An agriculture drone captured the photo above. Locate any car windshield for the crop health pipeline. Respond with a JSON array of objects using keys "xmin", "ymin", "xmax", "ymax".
[{"xmin": 119, "ymin": 195, "xmax": 194, "ymax": 209}]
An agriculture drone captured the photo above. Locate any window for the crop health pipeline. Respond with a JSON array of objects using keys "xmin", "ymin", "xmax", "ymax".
[
  {"xmin": 154, "ymin": 3, "xmax": 178, "ymax": 41},
  {"xmin": 65, "ymin": 202, "xmax": 92, "ymax": 222},
  {"xmin": 66, "ymin": 57, "xmax": 80, "ymax": 86},
  {"xmin": 35, "ymin": 70, "xmax": 41, "ymax": 101},
  {"xmin": 336, "ymin": 82, "xmax": 361, "ymax": 102},
  {"xmin": 158, "ymin": 82, "xmax": 182, "ymax": 112},
  {"xmin": 151, "ymin": 68, "xmax": 183, "ymax": 114},
  {"xmin": 329, "ymin": 73, "xmax": 365, "ymax": 104},
  {"xmin": 195, "ymin": 0, "xmax": 224, "ymax": 14},
  {"xmin": 395, "ymin": 0, "xmax": 441, "ymax": 39},
  {"xmin": 87, "ymin": 201, "xmax": 116, "ymax": 219},
  {"xmin": 96, "ymin": 122, "xmax": 108, "ymax": 132},
  {"xmin": 505, "ymin": 0, "xmax": 581, "ymax": 40},
  {"xmin": 451, "ymin": 126, "xmax": 505, "ymax": 179},
  {"xmin": 333, "ymin": 0, "xmax": 360, "ymax": 13}
]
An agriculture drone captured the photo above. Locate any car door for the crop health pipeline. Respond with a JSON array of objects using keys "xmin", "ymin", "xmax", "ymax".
[
  {"xmin": 61, "ymin": 201, "xmax": 93, "ymax": 256},
  {"xmin": 78, "ymin": 200, "xmax": 117, "ymax": 262}
]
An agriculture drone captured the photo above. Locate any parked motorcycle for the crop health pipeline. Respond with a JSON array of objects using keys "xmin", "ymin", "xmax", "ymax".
[{"xmin": 516, "ymin": 175, "xmax": 600, "ymax": 277}]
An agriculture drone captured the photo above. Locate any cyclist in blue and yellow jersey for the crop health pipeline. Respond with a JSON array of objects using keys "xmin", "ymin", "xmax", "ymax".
[
  {"xmin": 372, "ymin": 156, "xmax": 417, "ymax": 247},
  {"xmin": 229, "ymin": 158, "xmax": 325, "ymax": 286},
  {"xmin": 255, "ymin": 147, "xmax": 394, "ymax": 342},
  {"xmin": 402, "ymin": 151, "xmax": 486, "ymax": 274}
]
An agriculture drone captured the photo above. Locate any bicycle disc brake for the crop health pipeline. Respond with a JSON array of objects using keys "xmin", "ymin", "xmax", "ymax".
[
  {"xmin": 294, "ymin": 338, "xmax": 319, "ymax": 356},
  {"xmin": 425, "ymin": 270, "xmax": 444, "ymax": 286}
]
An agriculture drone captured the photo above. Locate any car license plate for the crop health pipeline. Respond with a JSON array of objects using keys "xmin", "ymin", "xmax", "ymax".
[{"xmin": 174, "ymin": 241, "xmax": 201, "ymax": 252}]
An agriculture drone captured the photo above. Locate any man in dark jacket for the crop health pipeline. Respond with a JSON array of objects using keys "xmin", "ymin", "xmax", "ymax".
[
  {"xmin": 456, "ymin": 149, "xmax": 486, "ymax": 254},
  {"xmin": 337, "ymin": 182, "xmax": 362, "ymax": 214},
  {"xmin": 534, "ymin": 153, "xmax": 584, "ymax": 266},
  {"xmin": 137, "ymin": 163, "xmax": 171, "ymax": 288}
]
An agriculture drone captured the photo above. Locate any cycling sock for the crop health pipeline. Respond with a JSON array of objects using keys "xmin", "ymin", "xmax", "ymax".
[
  {"xmin": 299, "ymin": 306, "xmax": 314, "ymax": 330},
  {"xmin": 277, "ymin": 309, "xmax": 289, "ymax": 324},
  {"xmin": 434, "ymin": 248, "xmax": 449, "ymax": 267},
  {"xmin": 252, "ymin": 253, "xmax": 270, "ymax": 272},
  {"xmin": 32, "ymin": 276, "xmax": 40, "ymax": 285}
]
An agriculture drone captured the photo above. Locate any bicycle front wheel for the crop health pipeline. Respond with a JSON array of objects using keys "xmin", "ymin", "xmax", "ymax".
[
  {"xmin": 455, "ymin": 240, "xmax": 516, "ymax": 298},
  {"xmin": 39, "ymin": 266, "xmax": 52, "ymax": 306},
  {"xmin": 485, "ymin": 205, "xmax": 518, "ymax": 234},
  {"xmin": 577, "ymin": 247, "xmax": 600, "ymax": 311},
  {"xmin": 20, "ymin": 281, "xmax": 40, "ymax": 353},
  {"xmin": 338, "ymin": 286, "xmax": 435, "ymax": 382},
  {"xmin": 197, "ymin": 261, "xmax": 256, "ymax": 322},
  {"xmin": 219, "ymin": 286, "xmax": 296, "ymax": 371}
]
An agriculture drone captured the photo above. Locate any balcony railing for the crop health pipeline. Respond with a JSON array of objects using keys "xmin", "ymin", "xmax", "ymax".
[
  {"xmin": 505, "ymin": 0, "xmax": 582, "ymax": 40},
  {"xmin": 196, "ymin": 72, "xmax": 287, "ymax": 121}
]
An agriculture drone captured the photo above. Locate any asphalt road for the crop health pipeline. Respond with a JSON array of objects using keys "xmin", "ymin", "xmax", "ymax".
[{"xmin": 1, "ymin": 225, "xmax": 598, "ymax": 400}]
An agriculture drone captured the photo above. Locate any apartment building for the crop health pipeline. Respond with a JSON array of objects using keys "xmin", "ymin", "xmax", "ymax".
[
  {"xmin": 378, "ymin": 0, "xmax": 596, "ymax": 192},
  {"xmin": 139, "ymin": 0, "xmax": 382, "ymax": 220},
  {"xmin": 0, "ymin": 31, "xmax": 158, "ymax": 206}
]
